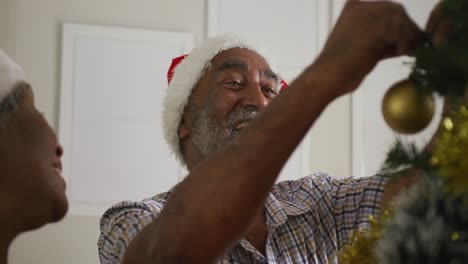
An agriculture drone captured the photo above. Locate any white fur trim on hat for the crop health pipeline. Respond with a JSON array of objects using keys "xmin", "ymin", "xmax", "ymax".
[
  {"xmin": 0, "ymin": 49, "xmax": 25, "ymax": 102},
  {"xmin": 162, "ymin": 34, "xmax": 277, "ymax": 166}
]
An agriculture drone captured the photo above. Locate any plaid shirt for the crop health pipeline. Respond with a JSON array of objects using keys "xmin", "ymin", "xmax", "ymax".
[{"xmin": 98, "ymin": 173, "xmax": 389, "ymax": 263}]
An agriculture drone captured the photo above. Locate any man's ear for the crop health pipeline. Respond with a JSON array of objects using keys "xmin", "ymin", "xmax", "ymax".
[{"xmin": 178, "ymin": 117, "xmax": 190, "ymax": 140}]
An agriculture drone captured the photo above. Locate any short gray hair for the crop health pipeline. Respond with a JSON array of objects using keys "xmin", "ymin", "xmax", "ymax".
[{"xmin": 0, "ymin": 81, "xmax": 27, "ymax": 128}]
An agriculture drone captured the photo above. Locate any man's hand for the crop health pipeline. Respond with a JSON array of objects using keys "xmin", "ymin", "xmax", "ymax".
[
  {"xmin": 314, "ymin": 0, "xmax": 424, "ymax": 98},
  {"xmin": 425, "ymin": 3, "xmax": 467, "ymax": 103},
  {"xmin": 425, "ymin": 2, "xmax": 468, "ymax": 153},
  {"xmin": 426, "ymin": 2, "xmax": 456, "ymax": 48}
]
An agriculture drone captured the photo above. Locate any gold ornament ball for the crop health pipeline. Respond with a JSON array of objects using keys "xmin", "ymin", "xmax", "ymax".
[{"xmin": 382, "ymin": 79, "xmax": 435, "ymax": 134}]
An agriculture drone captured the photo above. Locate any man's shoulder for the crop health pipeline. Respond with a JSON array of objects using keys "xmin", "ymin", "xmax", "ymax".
[
  {"xmin": 269, "ymin": 172, "xmax": 337, "ymax": 204},
  {"xmin": 273, "ymin": 172, "xmax": 335, "ymax": 192},
  {"xmin": 98, "ymin": 191, "xmax": 172, "ymax": 263},
  {"xmin": 99, "ymin": 191, "xmax": 171, "ymax": 228},
  {"xmin": 271, "ymin": 172, "xmax": 384, "ymax": 201},
  {"xmin": 274, "ymin": 172, "xmax": 387, "ymax": 191}
]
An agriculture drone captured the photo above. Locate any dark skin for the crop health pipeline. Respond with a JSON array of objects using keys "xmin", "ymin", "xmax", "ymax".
[
  {"xmin": 123, "ymin": 1, "xmax": 453, "ymax": 263},
  {"xmin": 0, "ymin": 85, "xmax": 67, "ymax": 264},
  {"xmin": 186, "ymin": 49, "xmax": 280, "ymax": 254},
  {"xmin": 179, "ymin": 49, "xmax": 279, "ymax": 169},
  {"xmin": 179, "ymin": 49, "xmax": 276, "ymax": 253}
]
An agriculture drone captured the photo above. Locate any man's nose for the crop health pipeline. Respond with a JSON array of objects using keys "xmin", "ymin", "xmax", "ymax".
[
  {"xmin": 56, "ymin": 143, "xmax": 64, "ymax": 158},
  {"xmin": 240, "ymin": 83, "xmax": 268, "ymax": 111}
]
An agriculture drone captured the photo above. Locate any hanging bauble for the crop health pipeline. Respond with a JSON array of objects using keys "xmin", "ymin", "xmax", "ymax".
[{"xmin": 382, "ymin": 79, "xmax": 435, "ymax": 134}]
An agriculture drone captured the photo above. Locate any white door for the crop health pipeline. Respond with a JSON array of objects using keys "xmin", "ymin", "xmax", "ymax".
[{"xmin": 59, "ymin": 23, "xmax": 193, "ymax": 215}]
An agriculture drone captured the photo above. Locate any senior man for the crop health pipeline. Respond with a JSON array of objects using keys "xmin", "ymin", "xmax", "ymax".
[{"xmin": 98, "ymin": 1, "xmax": 450, "ymax": 263}]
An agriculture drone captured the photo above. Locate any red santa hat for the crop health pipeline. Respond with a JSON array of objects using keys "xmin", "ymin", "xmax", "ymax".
[
  {"xmin": 0, "ymin": 49, "xmax": 25, "ymax": 103},
  {"xmin": 162, "ymin": 34, "xmax": 287, "ymax": 165}
]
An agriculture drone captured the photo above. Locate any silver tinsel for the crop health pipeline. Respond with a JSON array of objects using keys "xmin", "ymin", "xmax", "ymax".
[{"xmin": 376, "ymin": 175, "xmax": 468, "ymax": 264}]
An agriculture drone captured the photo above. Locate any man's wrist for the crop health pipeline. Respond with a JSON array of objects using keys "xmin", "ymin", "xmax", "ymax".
[{"xmin": 298, "ymin": 58, "xmax": 349, "ymax": 103}]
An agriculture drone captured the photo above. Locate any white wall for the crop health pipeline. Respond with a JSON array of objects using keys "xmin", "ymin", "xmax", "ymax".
[
  {"xmin": 0, "ymin": 0, "xmax": 7, "ymax": 48},
  {"xmin": 9, "ymin": 216, "xmax": 100, "ymax": 264},
  {"xmin": 5, "ymin": 0, "xmax": 350, "ymax": 263},
  {"xmin": 4, "ymin": 0, "xmax": 206, "ymax": 128},
  {"xmin": 309, "ymin": 96, "xmax": 351, "ymax": 177}
]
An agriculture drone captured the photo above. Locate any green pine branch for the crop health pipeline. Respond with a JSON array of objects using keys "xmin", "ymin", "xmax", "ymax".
[
  {"xmin": 409, "ymin": 0, "xmax": 468, "ymax": 97},
  {"xmin": 379, "ymin": 139, "xmax": 432, "ymax": 175}
]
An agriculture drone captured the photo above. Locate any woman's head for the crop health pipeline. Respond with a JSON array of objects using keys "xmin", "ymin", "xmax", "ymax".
[{"xmin": 0, "ymin": 50, "xmax": 67, "ymax": 233}]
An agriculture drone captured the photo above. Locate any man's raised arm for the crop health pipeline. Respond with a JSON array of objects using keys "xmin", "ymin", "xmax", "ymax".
[{"xmin": 122, "ymin": 1, "xmax": 424, "ymax": 263}]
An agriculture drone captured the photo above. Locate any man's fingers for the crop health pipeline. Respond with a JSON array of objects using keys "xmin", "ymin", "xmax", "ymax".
[
  {"xmin": 399, "ymin": 19, "xmax": 425, "ymax": 56},
  {"xmin": 426, "ymin": 2, "xmax": 457, "ymax": 47},
  {"xmin": 383, "ymin": 6, "xmax": 424, "ymax": 57},
  {"xmin": 426, "ymin": 2, "xmax": 443, "ymax": 36},
  {"xmin": 433, "ymin": 20, "xmax": 456, "ymax": 47}
]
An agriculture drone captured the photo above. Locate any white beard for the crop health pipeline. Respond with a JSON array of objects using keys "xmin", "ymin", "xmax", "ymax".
[{"xmin": 188, "ymin": 104, "xmax": 258, "ymax": 158}]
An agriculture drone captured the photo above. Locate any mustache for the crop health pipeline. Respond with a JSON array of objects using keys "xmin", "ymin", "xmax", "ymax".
[{"xmin": 226, "ymin": 106, "xmax": 259, "ymax": 128}]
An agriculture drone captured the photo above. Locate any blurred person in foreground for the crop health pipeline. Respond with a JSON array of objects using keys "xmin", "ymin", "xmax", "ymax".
[{"xmin": 0, "ymin": 50, "xmax": 67, "ymax": 264}]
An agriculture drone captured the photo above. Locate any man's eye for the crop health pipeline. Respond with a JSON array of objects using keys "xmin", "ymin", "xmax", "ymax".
[
  {"xmin": 230, "ymin": 80, "xmax": 242, "ymax": 85},
  {"xmin": 224, "ymin": 80, "xmax": 243, "ymax": 88},
  {"xmin": 262, "ymin": 87, "xmax": 277, "ymax": 95}
]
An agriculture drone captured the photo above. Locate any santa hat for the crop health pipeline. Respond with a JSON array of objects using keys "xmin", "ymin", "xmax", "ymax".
[
  {"xmin": 162, "ymin": 34, "xmax": 287, "ymax": 165},
  {"xmin": 0, "ymin": 49, "xmax": 26, "ymax": 103}
]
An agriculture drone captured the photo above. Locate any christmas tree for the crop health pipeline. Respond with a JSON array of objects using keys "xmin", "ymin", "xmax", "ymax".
[{"xmin": 339, "ymin": 0, "xmax": 468, "ymax": 263}]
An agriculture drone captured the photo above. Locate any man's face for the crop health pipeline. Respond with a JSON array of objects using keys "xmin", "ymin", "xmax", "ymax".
[
  {"xmin": 0, "ymin": 85, "xmax": 67, "ymax": 230},
  {"xmin": 181, "ymin": 48, "xmax": 279, "ymax": 160}
]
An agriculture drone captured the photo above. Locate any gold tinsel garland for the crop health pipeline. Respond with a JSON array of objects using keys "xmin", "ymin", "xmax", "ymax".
[
  {"xmin": 338, "ymin": 211, "xmax": 391, "ymax": 264},
  {"xmin": 338, "ymin": 0, "xmax": 468, "ymax": 259},
  {"xmin": 339, "ymin": 106, "xmax": 468, "ymax": 263},
  {"xmin": 431, "ymin": 105, "xmax": 468, "ymax": 196}
]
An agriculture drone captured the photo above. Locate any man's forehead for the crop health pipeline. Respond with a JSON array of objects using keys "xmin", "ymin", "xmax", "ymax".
[{"xmin": 210, "ymin": 48, "xmax": 271, "ymax": 70}]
